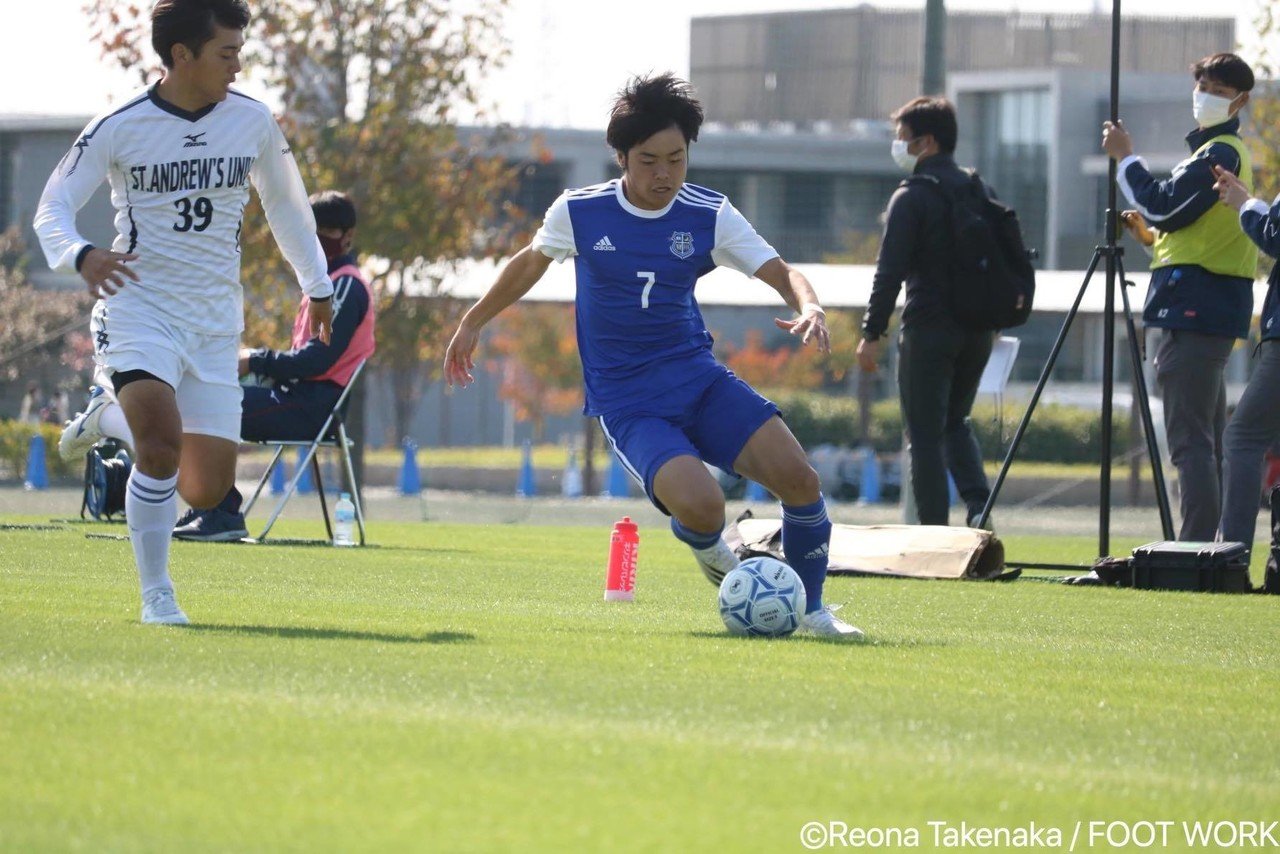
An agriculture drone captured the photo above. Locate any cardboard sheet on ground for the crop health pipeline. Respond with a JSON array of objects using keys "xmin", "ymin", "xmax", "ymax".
[{"xmin": 726, "ymin": 514, "xmax": 1007, "ymax": 580}]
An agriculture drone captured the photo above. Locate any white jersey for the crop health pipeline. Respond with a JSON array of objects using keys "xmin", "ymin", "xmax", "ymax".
[{"xmin": 34, "ymin": 85, "xmax": 332, "ymax": 335}]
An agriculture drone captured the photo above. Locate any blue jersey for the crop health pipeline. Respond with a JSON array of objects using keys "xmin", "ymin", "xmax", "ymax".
[{"xmin": 532, "ymin": 179, "xmax": 777, "ymax": 415}]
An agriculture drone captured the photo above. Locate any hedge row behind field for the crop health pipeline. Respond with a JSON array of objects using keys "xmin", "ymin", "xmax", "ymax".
[
  {"xmin": 769, "ymin": 391, "xmax": 1130, "ymax": 464},
  {"xmin": 0, "ymin": 421, "xmax": 81, "ymax": 481}
]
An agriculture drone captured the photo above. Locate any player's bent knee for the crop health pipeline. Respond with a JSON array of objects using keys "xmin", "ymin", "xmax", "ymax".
[
  {"xmin": 132, "ymin": 438, "xmax": 181, "ymax": 479},
  {"xmin": 769, "ymin": 464, "xmax": 822, "ymax": 506},
  {"xmin": 666, "ymin": 489, "xmax": 725, "ymax": 534}
]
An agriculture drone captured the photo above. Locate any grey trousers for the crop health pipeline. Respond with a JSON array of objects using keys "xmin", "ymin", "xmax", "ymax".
[
  {"xmin": 1219, "ymin": 340, "xmax": 1280, "ymax": 550},
  {"xmin": 898, "ymin": 318, "xmax": 993, "ymax": 525},
  {"xmin": 1153, "ymin": 329, "xmax": 1234, "ymax": 541}
]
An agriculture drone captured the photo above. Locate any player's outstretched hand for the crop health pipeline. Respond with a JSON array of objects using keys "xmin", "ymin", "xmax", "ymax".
[
  {"xmin": 79, "ymin": 248, "xmax": 139, "ymax": 298},
  {"xmin": 1212, "ymin": 164, "xmax": 1251, "ymax": 211},
  {"xmin": 444, "ymin": 322, "xmax": 480, "ymax": 388},
  {"xmin": 774, "ymin": 306, "xmax": 830, "ymax": 353},
  {"xmin": 308, "ymin": 298, "xmax": 333, "ymax": 344}
]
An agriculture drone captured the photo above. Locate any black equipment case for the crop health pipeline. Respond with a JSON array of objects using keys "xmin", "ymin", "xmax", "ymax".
[{"xmin": 1129, "ymin": 541, "xmax": 1250, "ymax": 593}]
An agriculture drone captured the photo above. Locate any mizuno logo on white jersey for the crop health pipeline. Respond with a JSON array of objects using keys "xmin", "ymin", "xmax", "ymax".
[
  {"xmin": 594, "ymin": 236, "xmax": 616, "ymax": 251},
  {"xmin": 183, "ymin": 132, "xmax": 208, "ymax": 148}
]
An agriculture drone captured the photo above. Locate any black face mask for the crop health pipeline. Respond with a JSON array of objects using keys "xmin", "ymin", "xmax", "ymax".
[{"xmin": 318, "ymin": 233, "xmax": 347, "ymax": 260}]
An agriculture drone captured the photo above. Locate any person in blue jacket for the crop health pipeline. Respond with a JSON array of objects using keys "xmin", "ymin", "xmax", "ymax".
[
  {"xmin": 1102, "ymin": 53, "xmax": 1256, "ymax": 541},
  {"xmin": 1211, "ymin": 165, "xmax": 1280, "ymax": 571}
]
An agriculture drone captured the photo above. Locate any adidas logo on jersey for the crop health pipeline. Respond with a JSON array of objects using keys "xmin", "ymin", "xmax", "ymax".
[{"xmin": 593, "ymin": 236, "xmax": 616, "ymax": 252}]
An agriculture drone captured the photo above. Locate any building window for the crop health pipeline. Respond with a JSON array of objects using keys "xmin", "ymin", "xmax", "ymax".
[{"xmin": 969, "ymin": 88, "xmax": 1050, "ymax": 267}]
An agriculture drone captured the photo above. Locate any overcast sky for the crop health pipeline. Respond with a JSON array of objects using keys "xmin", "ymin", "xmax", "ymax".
[{"xmin": 4, "ymin": 0, "xmax": 1264, "ymax": 126}]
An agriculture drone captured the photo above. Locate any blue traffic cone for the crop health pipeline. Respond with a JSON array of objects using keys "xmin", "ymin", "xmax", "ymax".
[
  {"xmin": 516, "ymin": 440, "xmax": 536, "ymax": 497},
  {"xmin": 24, "ymin": 433, "xmax": 48, "ymax": 490},
  {"xmin": 857, "ymin": 445, "xmax": 880, "ymax": 504},
  {"xmin": 744, "ymin": 479, "xmax": 767, "ymax": 501},
  {"xmin": 604, "ymin": 451, "xmax": 630, "ymax": 498},
  {"xmin": 296, "ymin": 447, "xmax": 314, "ymax": 494},
  {"xmin": 400, "ymin": 438, "xmax": 422, "ymax": 496},
  {"xmin": 270, "ymin": 458, "xmax": 287, "ymax": 495}
]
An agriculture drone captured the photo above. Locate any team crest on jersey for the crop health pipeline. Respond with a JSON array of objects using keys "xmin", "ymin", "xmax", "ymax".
[{"xmin": 669, "ymin": 231, "xmax": 694, "ymax": 260}]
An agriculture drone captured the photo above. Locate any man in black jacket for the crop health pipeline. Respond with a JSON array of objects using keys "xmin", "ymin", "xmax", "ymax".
[{"xmin": 858, "ymin": 96, "xmax": 993, "ymax": 527}]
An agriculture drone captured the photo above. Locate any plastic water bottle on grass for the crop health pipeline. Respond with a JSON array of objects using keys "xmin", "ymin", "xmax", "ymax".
[{"xmin": 333, "ymin": 492, "xmax": 356, "ymax": 547}]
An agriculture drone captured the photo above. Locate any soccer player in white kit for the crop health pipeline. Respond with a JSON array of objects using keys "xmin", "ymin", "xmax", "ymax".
[{"xmin": 33, "ymin": 0, "xmax": 333, "ymax": 624}]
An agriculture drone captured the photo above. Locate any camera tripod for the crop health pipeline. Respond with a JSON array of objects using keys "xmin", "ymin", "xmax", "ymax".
[{"xmin": 970, "ymin": 0, "xmax": 1175, "ymax": 566}]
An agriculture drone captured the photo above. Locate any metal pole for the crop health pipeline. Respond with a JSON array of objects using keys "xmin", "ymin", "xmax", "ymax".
[
  {"xmin": 922, "ymin": 0, "xmax": 946, "ymax": 95},
  {"xmin": 1097, "ymin": 0, "xmax": 1123, "ymax": 557}
]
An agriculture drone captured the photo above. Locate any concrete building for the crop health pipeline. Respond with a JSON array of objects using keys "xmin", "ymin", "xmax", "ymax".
[{"xmin": 689, "ymin": 8, "xmax": 1233, "ymax": 125}]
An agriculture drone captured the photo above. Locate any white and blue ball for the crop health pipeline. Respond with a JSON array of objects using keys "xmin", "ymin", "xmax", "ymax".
[{"xmin": 717, "ymin": 556, "xmax": 807, "ymax": 637}]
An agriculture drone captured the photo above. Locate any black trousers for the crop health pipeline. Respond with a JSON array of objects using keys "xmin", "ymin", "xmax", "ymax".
[
  {"xmin": 216, "ymin": 381, "xmax": 343, "ymax": 515},
  {"xmin": 898, "ymin": 318, "xmax": 994, "ymax": 525}
]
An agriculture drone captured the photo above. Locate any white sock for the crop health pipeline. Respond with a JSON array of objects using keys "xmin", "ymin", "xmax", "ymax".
[
  {"xmin": 126, "ymin": 469, "xmax": 178, "ymax": 595},
  {"xmin": 99, "ymin": 402, "xmax": 135, "ymax": 452}
]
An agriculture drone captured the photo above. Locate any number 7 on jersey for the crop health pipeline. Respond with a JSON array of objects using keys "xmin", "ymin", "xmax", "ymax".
[{"xmin": 636, "ymin": 271, "xmax": 655, "ymax": 309}]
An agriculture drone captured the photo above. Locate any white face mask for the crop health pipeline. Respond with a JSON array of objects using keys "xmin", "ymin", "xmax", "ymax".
[
  {"xmin": 891, "ymin": 139, "xmax": 918, "ymax": 173},
  {"xmin": 1193, "ymin": 89, "xmax": 1236, "ymax": 127}
]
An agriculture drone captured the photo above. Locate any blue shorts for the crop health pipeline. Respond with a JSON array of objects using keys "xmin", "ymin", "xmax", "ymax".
[{"xmin": 598, "ymin": 367, "xmax": 779, "ymax": 514}]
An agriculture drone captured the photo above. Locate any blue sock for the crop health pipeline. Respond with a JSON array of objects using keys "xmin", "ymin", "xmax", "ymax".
[
  {"xmin": 217, "ymin": 486, "xmax": 243, "ymax": 515},
  {"xmin": 782, "ymin": 496, "xmax": 831, "ymax": 613},
  {"xmin": 670, "ymin": 517, "xmax": 722, "ymax": 550}
]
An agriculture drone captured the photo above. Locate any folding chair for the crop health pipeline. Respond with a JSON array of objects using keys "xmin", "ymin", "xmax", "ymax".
[{"xmin": 241, "ymin": 361, "xmax": 368, "ymax": 545}]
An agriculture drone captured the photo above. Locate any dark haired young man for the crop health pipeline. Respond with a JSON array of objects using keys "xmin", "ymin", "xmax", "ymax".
[
  {"xmin": 1102, "ymin": 52, "xmax": 1256, "ymax": 541},
  {"xmin": 444, "ymin": 73, "xmax": 862, "ymax": 638},
  {"xmin": 859, "ymin": 96, "xmax": 995, "ymax": 528},
  {"xmin": 34, "ymin": 0, "xmax": 333, "ymax": 624}
]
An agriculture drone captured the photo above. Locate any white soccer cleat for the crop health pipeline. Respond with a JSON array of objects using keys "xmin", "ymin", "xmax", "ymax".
[
  {"xmin": 141, "ymin": 588, "xmax": 189, "ymax": 625},
  {"xmin": 693, "ymin": 538, "xmax": 740, "ymax": 586},
  {"xmin": 58, "ymin": 386, "xmax": 111, "ymax": 460},
  {"xmin": 800, "ymin": 604, "xmax": 865, "ymax": 640}
]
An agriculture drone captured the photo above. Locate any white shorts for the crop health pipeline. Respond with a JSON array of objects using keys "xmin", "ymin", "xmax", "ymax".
[{"xmin": 90, "ymin": 300, "xmax": 243, "ymax": 442}]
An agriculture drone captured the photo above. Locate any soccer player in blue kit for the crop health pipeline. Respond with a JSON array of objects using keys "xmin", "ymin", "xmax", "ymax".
[{"xmin": 444, "ymin": 74, "xmax": 862, "ymax": 638}]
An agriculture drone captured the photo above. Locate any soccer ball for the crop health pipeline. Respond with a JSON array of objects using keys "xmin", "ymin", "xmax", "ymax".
[{"xmin": 717, "ymin": 557, "xmax": 807, "ymax": 637}]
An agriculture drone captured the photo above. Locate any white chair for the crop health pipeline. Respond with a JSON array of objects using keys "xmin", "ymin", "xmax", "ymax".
[{"xmin": 241, "ymin": 361, "xmax": 368, "ymax": 545}]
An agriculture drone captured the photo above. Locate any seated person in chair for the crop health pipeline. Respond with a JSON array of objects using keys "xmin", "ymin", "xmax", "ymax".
[{"xmin": 60, "ymin": 190, "xmax": 376, "ymax": 541}]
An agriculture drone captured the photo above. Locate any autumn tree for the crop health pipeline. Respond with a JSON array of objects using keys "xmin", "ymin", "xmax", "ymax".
[
  {"xmin": 1249, "ymin": 0, "xmax": 1279, "ymax": 284},
  {"xmin": 85, "ymin": 0, "xmax": 526, "ymax": 441},
  {"xmin": 485, "ymin": 302, "xmax": 582, "ymax": 441},
  {"xmin": 0, "ymin": 228, "xmax": 92, "ymax": 387},
  {"xmin": 720, "ymin": 329, "xmax": 823, "ymax": 392}
]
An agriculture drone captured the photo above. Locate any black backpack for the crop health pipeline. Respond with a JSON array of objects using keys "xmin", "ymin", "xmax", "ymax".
[
  {"xmin": 907, "ymin": 170, "xmax": 1036, "ymax": 331},
  {"xmin": 81, "ymin": 441, "xmax": 131, "ymax": 522}
]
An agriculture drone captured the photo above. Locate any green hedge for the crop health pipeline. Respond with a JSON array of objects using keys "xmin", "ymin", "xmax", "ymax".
[
  {"xmin": 0, "ymin": 420, "xmax": 80, "ymax": 481},
  {"xmin": 769, "ymin": 391, "xmax": 1129, "ymax": 464}
]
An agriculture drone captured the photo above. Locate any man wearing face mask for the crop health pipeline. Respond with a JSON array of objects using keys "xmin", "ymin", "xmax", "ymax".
[
  {"xmin": 177, "ymin": 189, "xmax": 375, "ymax": 539},
  {"xmin": 858, "ymin": 96, "xmax": 996, "ymax": 528},
  {"xmin": 1102, "ymin": 53, "xmax": 1256, "ymax": 542}
]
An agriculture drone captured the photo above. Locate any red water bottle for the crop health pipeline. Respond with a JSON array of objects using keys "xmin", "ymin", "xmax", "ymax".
[{"xmin": 604, "ymin": 516, "xmax": 639, "ymax": 601}]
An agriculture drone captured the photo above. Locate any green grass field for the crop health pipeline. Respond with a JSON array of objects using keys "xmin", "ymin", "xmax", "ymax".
[{"xmin": 1, "ymin": 517, "xmax": 1277, "ymax": 851}]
